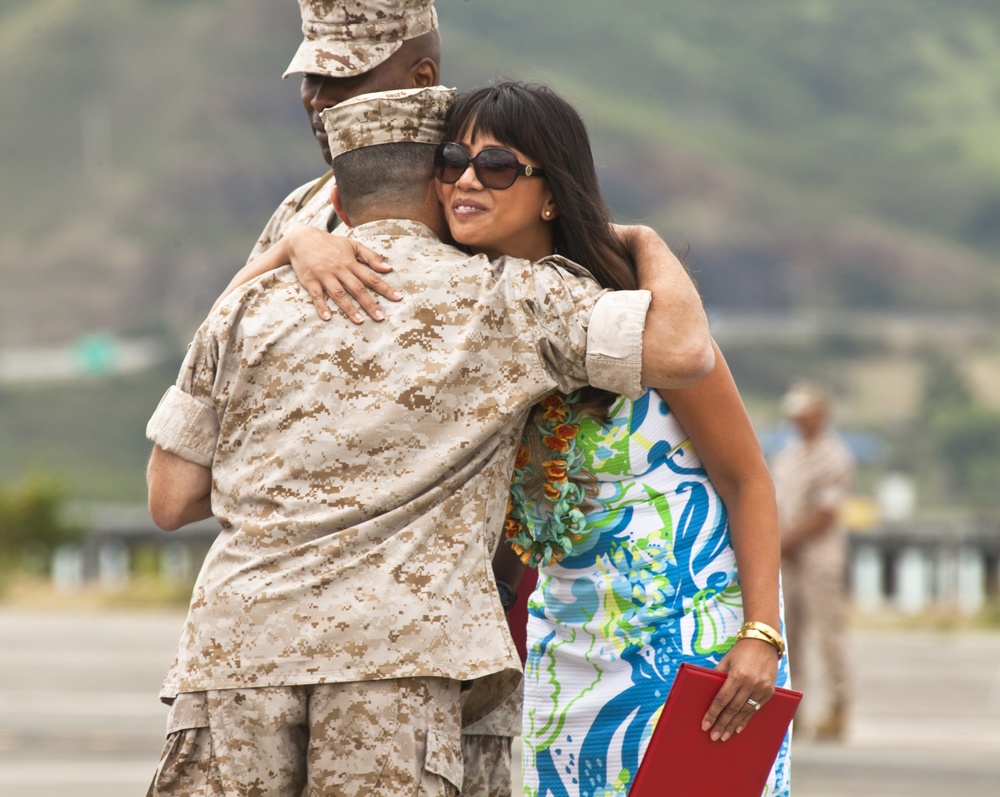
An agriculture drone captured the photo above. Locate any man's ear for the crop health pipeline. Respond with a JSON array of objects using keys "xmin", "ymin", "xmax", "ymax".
[
  {"xmin": 409, "ymin": 57, "xmax": 438, "ymax": 88},
  {"xmin": 331, "ymin": 185, "xmax": 352, "ymax": 227}
]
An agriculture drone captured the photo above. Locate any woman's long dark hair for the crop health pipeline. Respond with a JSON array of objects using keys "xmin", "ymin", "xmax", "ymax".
[{"xmin": 443, "ymin": 81, "xmax": 638, "ymax": 293}]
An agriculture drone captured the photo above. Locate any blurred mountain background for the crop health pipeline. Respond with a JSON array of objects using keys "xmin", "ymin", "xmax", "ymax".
[{"xmin": 1, "ymin": 0, "xmax": 999, "ymax": 513}]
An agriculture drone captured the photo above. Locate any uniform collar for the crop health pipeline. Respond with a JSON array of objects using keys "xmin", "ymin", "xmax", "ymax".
[{"xmin": 342, "ymin": 218, "xmax": 442, "ymax": 242}]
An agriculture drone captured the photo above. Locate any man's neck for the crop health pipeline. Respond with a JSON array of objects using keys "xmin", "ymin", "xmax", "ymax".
[{"xmin": 352, "ymin": 208, "xmax": 449, "ymax": 242}]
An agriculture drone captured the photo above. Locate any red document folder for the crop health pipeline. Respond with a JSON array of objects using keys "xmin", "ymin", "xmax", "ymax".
[{"xmin": 628, "ymin": 662, "xmax": 802, "ymax": 797}]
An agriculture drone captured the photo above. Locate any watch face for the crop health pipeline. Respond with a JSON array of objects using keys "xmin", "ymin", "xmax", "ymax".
[{"xmin": 496, "ymin": 580, "xmax": 516, "ymax": 611}]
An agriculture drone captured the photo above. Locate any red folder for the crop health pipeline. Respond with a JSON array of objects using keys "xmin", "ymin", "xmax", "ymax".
[{"xmin": 628, "ymin": 662, "xmax": 801, "ymax": 797}]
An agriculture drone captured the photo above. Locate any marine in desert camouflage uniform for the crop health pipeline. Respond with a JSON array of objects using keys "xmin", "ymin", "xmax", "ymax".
[
  {"xmin": 220, "ymin": 3, "xmax": 554, "ymax": 792},
  {"xmin": 206, "ymin": 2, "xmax": 525, "ymax": 793},
  {"xmin": 771, "ymin": 381, "xmax": 856, "ymax": 742},
  {"xmin": 144, "ymin": 86, "xmax": 712, "ymax": 795},
  {"xmin": 243, "ymin": 0, "xmax": 441, "ymax": 324}
]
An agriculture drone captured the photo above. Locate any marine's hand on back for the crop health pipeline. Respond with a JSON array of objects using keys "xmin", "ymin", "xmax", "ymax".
[{"xmin": 287, "ymin": 227, "xmax": 400, "ymax": 323}]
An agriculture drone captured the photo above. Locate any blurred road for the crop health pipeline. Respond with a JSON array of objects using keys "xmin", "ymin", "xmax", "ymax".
[{"xmin": 1, "ymin": 607, "xmax": 998, "ymax": 796}]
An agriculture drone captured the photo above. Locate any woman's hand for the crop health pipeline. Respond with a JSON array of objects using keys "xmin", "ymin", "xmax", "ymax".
[
  {"xmin": 700, "ymin": 638, "xmax": 780, "ymax": 742},
  {"xmin": 213, "ymin": 227, "xmax": 400, "ymax": 318},
  {"xmin": 288, "ymin": 227, "xmax": 400, "ymax": 323}
]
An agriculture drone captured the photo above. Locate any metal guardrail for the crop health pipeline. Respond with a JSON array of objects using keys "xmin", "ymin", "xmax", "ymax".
[
  {"xmin": 849, "ymin": 522, "xmax": 1000, "ymax": 614},
  {"xmin": 52, "ymin": 509, "xmax": 1000, "ymax": 614},
  {"xmin": 53, "ymin": 507, "xmax": 217, "ymax": 589}
]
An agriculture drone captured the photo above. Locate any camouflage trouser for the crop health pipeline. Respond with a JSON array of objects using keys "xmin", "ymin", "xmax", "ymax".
[
  {"xmin": 461, "ymin": 682, "xmax": 521, "ymax": 797},
  {"xmin": 460, "ymin": 734, "xmax": 513, "ymax": 797},
  {"xmin": 146, "ymin": 678, "xmax": 464, "ymax": 797}
]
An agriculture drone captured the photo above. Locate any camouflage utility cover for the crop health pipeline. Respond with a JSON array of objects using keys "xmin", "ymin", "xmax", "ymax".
[
  {"xmin": 147, "ymin": 219, "xmax": 651, "ymax": 721},
  {"xmin": 285, "ymin": 0, "xmax": 438, "ymax": 78},
  {"xmin": 323, "ymin": 85, "xmax": 455, "ymax": 160},
  {"xmin": 245, "ymin": 84, "xmax": 453, "ymax": 255}
]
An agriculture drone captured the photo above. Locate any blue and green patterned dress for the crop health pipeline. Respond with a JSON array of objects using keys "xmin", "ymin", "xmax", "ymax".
[{"xmin": 517, "ymin": 389, "xmax": 792, "ymax": 797}]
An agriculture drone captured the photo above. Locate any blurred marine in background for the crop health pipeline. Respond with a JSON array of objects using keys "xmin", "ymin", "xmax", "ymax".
[{"xmin": 770, "ymin": 380, "xmax": 856, "ymax": 742}]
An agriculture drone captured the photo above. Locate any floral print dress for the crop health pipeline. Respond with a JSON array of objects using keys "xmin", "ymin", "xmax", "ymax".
[{"xmin": 515, "ymin": 389, "xmax": 792, "ymax": 797}]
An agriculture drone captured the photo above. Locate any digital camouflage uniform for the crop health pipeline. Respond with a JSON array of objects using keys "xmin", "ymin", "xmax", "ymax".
[
  {"xmin": 242, "ymin": 7, "xmax": 534, "ymax": 779},
  {"xmin": 461, "ymin": 689, "xmax": 523, "ymax": 797},
  {"xmin": 146, "ymin": 221, "xmax": 650, "ymax": 793},
  {"xmin": 771, "ymin": 429, "xmax": 855, "ymax": 714},
  {"xmin": 148, "ymin": 680, "xmax": 462, "ymax": 797},
  {"xmin": 146, "ymin": 78, "xmax": 654, "ymax": 797}
]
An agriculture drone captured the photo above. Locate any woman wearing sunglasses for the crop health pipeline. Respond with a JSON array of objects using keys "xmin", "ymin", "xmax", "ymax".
[{"xmin": 432, "ymin": 82, "xmax": 792, "ymax": 797}]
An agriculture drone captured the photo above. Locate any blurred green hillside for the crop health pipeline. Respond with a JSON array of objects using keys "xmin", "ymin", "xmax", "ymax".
[{"xmin": 1, "ymin": 0, "xmax": 1000, "ymax": 505}]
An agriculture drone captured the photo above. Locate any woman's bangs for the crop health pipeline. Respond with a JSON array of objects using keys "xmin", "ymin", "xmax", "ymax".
[{"xmin": 460, "ymin": 93, "xmax": 532, "ymax": 156}]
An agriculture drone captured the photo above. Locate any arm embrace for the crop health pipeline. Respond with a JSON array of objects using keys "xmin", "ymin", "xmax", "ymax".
[
  {"xmin": 214, "ymin": 227, "xmax": 396, "ymax": 323},
  {"xmin": 614, "ymin": 225, "xmax": 715, "ymax": 389}
]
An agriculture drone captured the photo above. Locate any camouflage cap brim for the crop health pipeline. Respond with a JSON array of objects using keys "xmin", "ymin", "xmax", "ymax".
[
  {"xmin": 283, "ymin": 38, "xmax": 401, "ymax": 79},
  {"xmin": 321, "ymin": 85, "xmax": 456, "ymax": 160},
  {"xmin": 283, "ymin": 2, "xmax": 438, "ymax": 79}
]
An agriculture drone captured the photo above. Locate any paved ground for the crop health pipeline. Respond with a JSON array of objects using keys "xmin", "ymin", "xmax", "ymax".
[{"xmin": 1, "ymin": 607, "xmax": 998, "ymax": 796}]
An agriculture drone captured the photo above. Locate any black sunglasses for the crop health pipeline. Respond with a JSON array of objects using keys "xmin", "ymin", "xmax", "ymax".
[{"xmin": 433, "ymin": 142, "xmax": 546, "ymax": 190}]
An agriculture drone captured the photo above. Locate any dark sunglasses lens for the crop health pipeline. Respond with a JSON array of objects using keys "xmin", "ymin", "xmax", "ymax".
[
  {"xmin": 475, "ymin": 149, "xmax": 519, "ymax": 189},
  {"xmin": 435, "ymin": 143, "xmax": 469, "ymax": 183}
]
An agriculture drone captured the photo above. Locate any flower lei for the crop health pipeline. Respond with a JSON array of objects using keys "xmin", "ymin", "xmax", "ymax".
[{"xmin": 504, "ymin": 391, "xmax": 588, "ymax": 568}]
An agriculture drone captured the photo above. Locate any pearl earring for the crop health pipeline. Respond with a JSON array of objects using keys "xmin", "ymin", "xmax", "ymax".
[{"xmin": 544, "ymin": 210, "xmax": 553, "ymax": 219}]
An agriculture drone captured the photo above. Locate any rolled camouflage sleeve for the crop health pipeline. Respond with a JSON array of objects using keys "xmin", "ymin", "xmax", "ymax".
[
  {"xmin": 145, "ymin": 306, "xmax": 229, "ymax": 467},
  {"xmin": 517, "ymin": 256, "xmax": 650, "ymax": 400},
  {"xmin": 146, "ymin": 385, "xmax": 219, "ymax": 467},
  {"xmin": 585, "ymin": 290, "xmax": 651, "ymax": 400}
]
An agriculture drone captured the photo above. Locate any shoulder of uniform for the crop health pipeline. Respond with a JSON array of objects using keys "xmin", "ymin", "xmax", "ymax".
[{"xmin": 293, "ymin": 170, "xmax": 335, "ymax": 212}]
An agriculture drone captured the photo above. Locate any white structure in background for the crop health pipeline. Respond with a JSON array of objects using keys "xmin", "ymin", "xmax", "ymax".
[
  {"xmin": 850, "ymin": 473, "xmax": 992, "ymax": 615},
  {"xmin": 852, "ymin": 543, "xmax": 884, "ymax": 613},
  {"xmin": 876, "ymin": 473, "xmax": 916, "ymax": 523}
]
